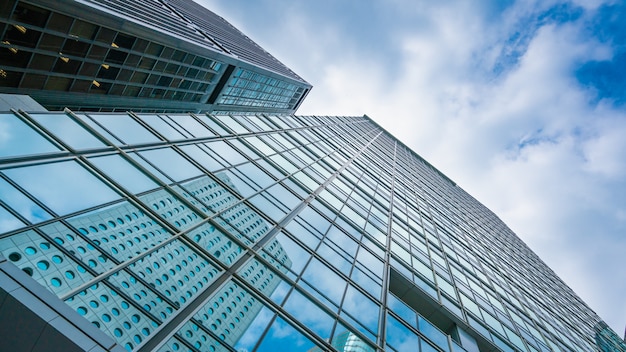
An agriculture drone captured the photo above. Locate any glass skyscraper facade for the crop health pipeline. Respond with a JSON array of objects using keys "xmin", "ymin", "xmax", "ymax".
[
  {"xmin": 1, "ymin": 108, "xmax": 624, "ymax": 352},
  {"xmin": 0, "ymin": 0, "xmax": 311, "ymax": 113}
]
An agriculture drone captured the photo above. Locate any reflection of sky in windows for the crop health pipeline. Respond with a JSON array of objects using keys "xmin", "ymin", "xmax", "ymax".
[
  {"xmin": 0, "ymin": 113, "xmax": 60, "ymax": 158},
  {"xmin": 4, "ymin": 160, "xmax": 120, "ymax": 216},
  {"xmin": 0, "ymin": 110, "xmax": 608, "ymax": 352}
]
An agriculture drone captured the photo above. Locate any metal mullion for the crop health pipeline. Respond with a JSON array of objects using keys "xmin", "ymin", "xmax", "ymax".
[
  {"xmin": 236, "ymin": 142, "xmax": 385, "ymax": 351},
  {"xmin": 8, "ymin": 108, "xmax": 69, "ymax": 151},
  {"xmin": 139, "ymin": 121, "xmax": 384, "ymax": 351},
  {"xmin": 0, "ymin": 170, "xmax": 170, "ymax": 325},
  {"xmin": 46, "ymin": 113, "xmax": 247, "ymax": 302},
  {"xmin": 246, "ymin": 130, "xmax": 385, "ymax": 346},
  {"xmin": 196, "ymin": 123, "xmax": 368, "ymax": 232},
  {"xmin": 55, "ymin": 159, "xmax": 239, "ymax": 301},
  {"xmin": 232, "ymin": 273, "xmax": 337, "ymax": 352},
  {"xmin": 0, "ymin": 151, "xmax": 76, "ymax": 170},
  {"xmin": 164, "ymin": 124, "xmax": 362, "ymax": 245},
  {"xmin": 378, "ymin": 140, "xmax": 398, "ymax": 350}
]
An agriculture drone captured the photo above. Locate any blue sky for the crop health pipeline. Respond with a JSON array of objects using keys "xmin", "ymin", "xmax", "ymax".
[{"xmin": 201, "ymin": 0, "xmax": 626, "ymax": 335}]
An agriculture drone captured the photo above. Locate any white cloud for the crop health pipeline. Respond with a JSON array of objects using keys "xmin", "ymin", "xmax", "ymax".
[
  {"xmin": 297, "ymin": 0, "xmax": 626, "ymax": 334},
  {"xmin": 203, "ymin": 0, "xmax": 626, "ymax": 335}
]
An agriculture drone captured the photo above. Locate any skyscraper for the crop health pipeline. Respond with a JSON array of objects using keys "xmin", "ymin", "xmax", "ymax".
[
  {"xmin": 0, "ymin": 104, "xmax": 624, "ymax": 351},
  {"xmin": 0, "ymin": 0, "xmax": 311, "ymax": 113},
  {"xmin": 1, "ymin": 0, "xmax": 625, "ymax": 351}
]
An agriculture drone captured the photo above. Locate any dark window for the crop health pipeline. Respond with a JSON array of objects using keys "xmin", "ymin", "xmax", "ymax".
[
  {"xmin": 47, "ymin": 12, "xmax": 72, "ymax": 33},
  {"xmin": 95, "ymin": 27, "xmax": 116, "ymax": 44},
  {"xmin": 157, "ymin": 76, "xmax": 173, "ymax": 87},
  {"xmin": 71, "ymin": 79, "xmax": 91, "ymax": 93},
  {"xmin": 125, "ymin": 54, "xmax": 140, "ymax": 67},
  {"xmin": 97, "ymin": 66, "xmax": 120, "ymax": 80},
  {"xmin": 79, "ymin": 63, "xmax": 99, "ymax": 77},
  {"xmin": 0, "ymin": 70, "xmax": 22, "ymax": 87},
  {"xmin": 4, "ymin": 26, "xmax": 42, "ymax": 48},
  {"xmin": 53, "ymin": 56, "xmax": 80, "ymax": 74},
  {"xmin": 62, "ymin": 39, "xmax": 89, "ymax": 57},
  {"xmin": 130, "ymin": 72, "xmax": 147, "ymax": 84},
  {"xmin": 0, "ymin": 47, "xmax": 32, "ymax": 68},
  {"xmin": 70, "ymin": 20, "xmax": 97, "ymax": 40},
  {"xmin": 145, "ymin": 42, "xmax": 163, "ymax": 56},
  {"xmin": 44, "ymin": 76, "xmax": 72, "ymax": 91},
  {"xmin": 39, "ymin": 33, "xmax": 64, "ymax": 51},
  {"xmin": 87, "ymin": 45, "xmax": 107, "ymax": 60},
  {"xmin": 138, "ymin": 57, "xmax": 155, "ymax": 70},
  {"xmin": 117, "ymin": 69, "xmax": 133, "ymax": 81},
  {"xmin": 114, "ymin": 33, "xmax": 135, "ymax": 49},
  {"xmin": 12, "ymin": 3, "xmax": 49, "ymax": 27},
  {"xmin": 20, "ymin": 73, "xmax": 46, "ymax": 89},
  {"xmin": 132, "ymin": 39, "xmax": 148, "ymax": 52},
  {"xmin": 123, "ymin": 85, "xmax": 140, "ymax": 97},
  {"xmin": 30, "ymin": 53, "xmax": 55, "ymax": 71},
  {"xmin": 106, "ymin": 49, "xmax": 127, "ymax": 64}
]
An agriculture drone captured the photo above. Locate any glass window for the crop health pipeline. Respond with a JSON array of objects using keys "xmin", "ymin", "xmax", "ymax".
[
  {"xmin": 342, "ymin": 285, "xmax": 379, "ymax": 336},
  {"xmin": 386, "ymin": 314, "xmax": 420, "ymax": 352},
  {"xmin": 0, "ymin": 177, "xmax": 52, "ymax": 225},
  {"xmin": 4, "ymin": 161, "xmax": 119, "ymax": 215},
  {"xmin": 418, "ymin": 316, "xmax": 450, "ymax": 350},
  {"xmin": 264, "ymin": 232, "xmax": 309, "ymax": 275},
  {"xmin": 256, "ymin": 316, "xmax": 317, "ymax": 351},
  {"xmin": 89, "ymin": 154, "xmax": 158, "ymax": 194},
  {"xmin": 301, "ymin": 258, "xmax": 346, "ymax": 308},
  {"xmin": 87, "ymin": 113, "xmax": 159, "ymax": 144},
  {"xmin": 29, "ymin": 113, "xmax": 105, "ymax": 150},
  {"xmin": 0, "ymin": 113, "xmax": 60, "ymax": 158},
  {"xmin": 284, "ymin": 289, "xmax": 335, "ymax": 339},
  {"xmin": 138, "ymin": 147, "xmax": 202, "ymax": 182},
  {"xmin": 204, "ymin": 140, "xmax": 247, "ymax": 166},
  {"xmin": 178, "ymin": 145, "xmax": 221, "ymax": 173},
  {"xmin": 170, "ymin": 115, "xmax": 213, "ymax": 138},
  {"xmin": 136, "ymin": 114, "xmax": 185, "ymax": 140},
  {"xmin": 0, "ymin": 206, "xmax": 24, "ymax": 233}
]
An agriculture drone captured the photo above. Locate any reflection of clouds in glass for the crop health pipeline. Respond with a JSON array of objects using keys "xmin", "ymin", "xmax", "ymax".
[
  {"xmin": 301, "ymin": 258, "xmax": 346, "ymax": 306},
  {"xmin": 0, "ymin": 207, "xmax": 24, "ymax": 232},
  {"xmin": 342, "ymin": 285, "xmax": 379, "ymax": 334},
  {"xmin": 270, "ymin": 233, "xmax": 309, "ymax": 275},
  {"xmin": 178, "ymin": 144, "xmax": 220, "ymax": 173},
  {"xmin": 88, "ymin": 114, "xmax": 159, "ymax": 144},
  {"xmin": 4, "ymin": 161, "xmax": 119, "ymax": 216},
  {"xmin": 283, "ymin": 289, "xmax": 334, "ymax": 338},
  {"xmin": 385, "ymin": 315, "xmax": 420, "ymax": 352},
  {"xmin": 29, "ymin": 113, "xmax": 105, "ymax": 150},
  {"xmin": 0, "ymin": 113, "xmax": 59, "ymax": 158},
  {"xmin": 326, "ymin": 225, "xmax": 358, "ymax": 256},
  {"xmin": 256, "ymin": 317, "xmax": 314, "ymax": 351},
  {"xmin": 0, "ymin": 177, "xmax": 51, "ymax": 225},
  {"xmin": 135, "ymin": 114, "xmax": 185, "ymax": 140},
  {"xmin": 89, "ymin": 154, "xmax": 158, "ymax": 194},
  {"xmin": 234, "ymin": 306, "xmax": 274, "ymax": 351},
  {"xmin": 139, "ymin": 147, "xmax": 202, "ymax": 182}
]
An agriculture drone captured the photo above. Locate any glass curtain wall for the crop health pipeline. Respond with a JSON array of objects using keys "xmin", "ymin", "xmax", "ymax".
[{"xmin": 0, "ymin": 110, "xmax": 605, "ymax": 352}]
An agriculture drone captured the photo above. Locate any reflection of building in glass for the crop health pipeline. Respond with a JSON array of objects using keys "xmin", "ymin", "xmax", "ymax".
[
  {"xmin": 2, "ymin": 1, "xmax": 621, "ymax": 350},
  {"xmin": 1, "ymin": 106, "xmax": 622, "ymax": 352},
  {"xmin": 595, "ymin": 322, "xmax": 626, "ymax": 352},
  {"xmin": 0, "ymin": 168, "xmax": 290, "ymax": 350},
  {"xmin": 0, "ymin": 0, "xmax": 310, "ymax": 113},
  {"xmin": 308, "ymin": 330, "xmax": 375, "ymax": 352}
]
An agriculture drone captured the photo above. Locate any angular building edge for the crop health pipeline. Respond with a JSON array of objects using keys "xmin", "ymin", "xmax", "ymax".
[{"xmin": 0, "ymin": 253, "xmax": 126, "ymax": 352}]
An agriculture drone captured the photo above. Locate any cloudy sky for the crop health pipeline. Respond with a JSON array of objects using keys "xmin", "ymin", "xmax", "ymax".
[{"xmin": 201, "ymin": 0, "xmax": 626, "ymax": 334}]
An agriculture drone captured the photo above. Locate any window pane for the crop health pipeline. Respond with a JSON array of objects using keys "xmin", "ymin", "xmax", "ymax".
[
  {"xmin": 0, "ymin": 113, "xmax": 60, "ymax": 158},
  {"xmin": 4, "ymin": 161, "xmax": 119, "ymax": 215}
]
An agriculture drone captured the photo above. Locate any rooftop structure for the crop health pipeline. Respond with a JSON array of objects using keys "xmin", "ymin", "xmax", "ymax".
[{"xmin": 0, "ymin": 0, "xmax": 311, "ymax": 113}]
